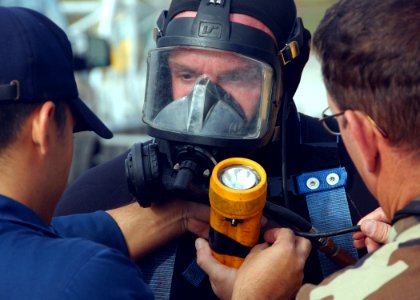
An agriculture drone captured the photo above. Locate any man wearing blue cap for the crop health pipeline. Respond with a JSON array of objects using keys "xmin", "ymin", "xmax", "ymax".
[{"xmin": 0, "ymin": 6, "xmax": 209, "ymax": 299}]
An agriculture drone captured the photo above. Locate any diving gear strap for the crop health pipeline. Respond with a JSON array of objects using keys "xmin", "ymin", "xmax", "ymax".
[{"xmin": 295, "ymin": 167, "xmax": 358, "ymax": 277}]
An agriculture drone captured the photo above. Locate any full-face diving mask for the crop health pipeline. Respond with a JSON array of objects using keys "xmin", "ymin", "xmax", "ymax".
[
  {"xmin": 143, "ymin": 47, "xmax": 275, "ymax": 148},
  {"xmin": 126, "ymin": 0, "xmax": 309, "ymax": 207}
]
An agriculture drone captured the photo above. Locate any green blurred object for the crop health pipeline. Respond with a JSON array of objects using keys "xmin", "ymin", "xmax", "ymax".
[{"xmin": 296, "ymin": 0, "xmax": 336, "ymax": 33}]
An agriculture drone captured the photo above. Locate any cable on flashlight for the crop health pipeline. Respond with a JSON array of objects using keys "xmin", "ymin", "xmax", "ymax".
[
  {"xmin": 294, "ymin": 225, "xmax": 361, "ymax": 239},
  {"xmin": 264, "ymin": 201, "xmax": 361, "ymax": 239}
]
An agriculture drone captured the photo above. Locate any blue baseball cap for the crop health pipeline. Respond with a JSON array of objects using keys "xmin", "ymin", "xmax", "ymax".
[{"xmin": 0, "ymin": 6, "xmax": 113, "ymax": 139}]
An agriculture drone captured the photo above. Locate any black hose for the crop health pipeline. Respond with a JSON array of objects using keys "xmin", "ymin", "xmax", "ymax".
[
  {"xmin": 294, "ymin": 225, "xmax": 360, "ymax": 239},
  {"xmin": 264, "ymin": 201, "xmax": 312, "ymax": 231},
  {"xmin": 281, "ymin": 99, "xmax": 290, "ymax": 209},
  {"xmin": 264, "ymin": 201, "xmax": 361, "ymax": 239}
]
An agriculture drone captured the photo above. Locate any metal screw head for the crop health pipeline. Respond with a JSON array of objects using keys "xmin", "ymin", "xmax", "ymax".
[
  {"xmin": 326, "ymin": 173, "xmax": 339, "ymax": 186},
  {"xmin": 306, "ymin": 177, "xmax": 320, "ymax": 190}
]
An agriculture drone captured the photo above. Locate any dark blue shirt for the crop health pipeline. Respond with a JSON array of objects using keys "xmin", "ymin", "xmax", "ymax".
[{"xmin": 0, "ymin": 195, "xmax": 153, "ymax": 299}]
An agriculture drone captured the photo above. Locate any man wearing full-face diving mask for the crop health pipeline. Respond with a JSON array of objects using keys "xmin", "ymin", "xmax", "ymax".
[{"xmin": 55, "ymin": 0, "xmax": 379, "ymax": 299}]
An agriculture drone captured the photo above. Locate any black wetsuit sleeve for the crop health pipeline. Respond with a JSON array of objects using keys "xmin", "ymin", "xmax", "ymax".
[{"xmin": 54, "ymin": 151, "xmax": 133, "ymax": 216}]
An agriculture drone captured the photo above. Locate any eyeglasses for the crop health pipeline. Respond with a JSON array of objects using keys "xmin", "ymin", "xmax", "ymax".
[
  {"xmin": 319, "ymin": 107, "xmax": 344, "ymax": 136},
  {"xmin": 319, "ymin": 106, "xmax": 388, "ymax": 138}
]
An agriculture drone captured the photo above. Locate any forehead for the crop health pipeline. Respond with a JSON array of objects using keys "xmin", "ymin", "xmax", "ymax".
[{"xmin": 168, "ymin": 48, "xmax": 253, "ymax": 69}]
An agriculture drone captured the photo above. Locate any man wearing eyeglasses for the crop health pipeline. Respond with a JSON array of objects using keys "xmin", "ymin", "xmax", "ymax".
[{"xmin": 195, "ymin": 0, "xmax": 420, "ymax": 298}]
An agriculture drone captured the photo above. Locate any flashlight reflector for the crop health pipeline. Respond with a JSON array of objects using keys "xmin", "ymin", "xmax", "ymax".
[{"xmin": 219, "ymin": 165, "xmax": 260, "ymax": 190}]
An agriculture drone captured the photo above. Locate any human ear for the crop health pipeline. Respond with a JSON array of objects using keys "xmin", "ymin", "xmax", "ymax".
[
  {"xmin": 32, "ymin": 101, "xmax": 56, "ymax": 155},
  {"xmin": 344, "ymin": 110, "xmax": 379, "ymax": 174}
]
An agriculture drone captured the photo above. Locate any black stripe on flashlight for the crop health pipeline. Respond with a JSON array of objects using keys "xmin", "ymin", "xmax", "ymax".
[{"xmin": 209, "ymin": 227, "xmax": 252, "ymax": 258}]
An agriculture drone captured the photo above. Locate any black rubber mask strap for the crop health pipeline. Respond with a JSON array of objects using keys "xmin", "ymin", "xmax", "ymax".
[{"xmin": 192, "ymin": 0, "xmax": 232, "ymax": 40}]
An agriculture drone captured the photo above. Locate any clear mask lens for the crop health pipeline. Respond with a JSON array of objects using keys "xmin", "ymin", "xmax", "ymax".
[{"xmin": 143, "ymin": 47, "xmax": 275, "ymax": 140}]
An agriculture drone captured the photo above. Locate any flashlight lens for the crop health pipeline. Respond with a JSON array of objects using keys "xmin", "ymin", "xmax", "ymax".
[{"xmin": 219, "ymin": 165, "xmax": 260, "ymax": 190}]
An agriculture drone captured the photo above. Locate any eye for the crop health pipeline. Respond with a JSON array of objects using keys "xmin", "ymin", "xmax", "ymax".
[
  {"xmin": 220, "ymin": 72, "xmax": 242, "ymax": 83},
  {"xmin": 219, "ymin": 67, "xmax": 261, "ymax": 86},
  {"xmin": 178, "ymin": 71, "xmax": 195, "ymax": 81},
  {"xmin": 169, "ymin": 61, "xmax": 200, "ymax": 81},
  {"xmin": 218, "ymin": 72, "xmax": 246, "ymax": 86}
]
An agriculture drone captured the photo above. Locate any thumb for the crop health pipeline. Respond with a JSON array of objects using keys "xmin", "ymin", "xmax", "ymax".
[
  {"xmin": 195, "ymin": 238, "xmax": 230, "ymax": 277},
  {"xmin": 361, "ymin": 219, "xmax": 390, "ymax": 244}
]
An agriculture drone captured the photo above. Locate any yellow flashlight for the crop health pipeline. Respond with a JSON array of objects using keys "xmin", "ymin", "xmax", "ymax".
[{"xmin": 209, "ymin": 157, "xmax": 267, "ymax": 268}]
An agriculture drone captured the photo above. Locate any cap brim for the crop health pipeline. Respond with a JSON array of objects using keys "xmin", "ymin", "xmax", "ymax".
[{"xmin": 69, "ymin": 97, "xmax": 113, "ymax": 139}]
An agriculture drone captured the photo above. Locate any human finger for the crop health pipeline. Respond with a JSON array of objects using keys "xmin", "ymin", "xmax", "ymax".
[
  {"xmin": 187, "ymin": 219, "xmax": 210, "ymax": 238},
  {"xmin": 353, "ymin": 236, "xmax": 367, "ymax": 249},
  {"xmin": 357, "ymin": 207, "xmax": 389, "ymax": 225},
  {"xmin": 263, "ymin": 227, "xmax": 295, "ymax": 245},
  {"xmin": 295, "ymin": 236, "xmax": 312, "ymax": 261},
  {"xmin": 360, "ymin": 219, "xmax": 389, "ymax": 244},
  {"xmin": 365, "ymin": 237, "xmax": 382, "ymax": 253},
  {"xmin": 195, "ymin": 238, "xmax": 236, "ymax": 300}
]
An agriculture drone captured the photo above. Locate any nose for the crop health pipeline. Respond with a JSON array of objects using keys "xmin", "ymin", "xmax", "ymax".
[{"xmin": 200, "ymin": 74, "xmax": 218, "ymax": 85}]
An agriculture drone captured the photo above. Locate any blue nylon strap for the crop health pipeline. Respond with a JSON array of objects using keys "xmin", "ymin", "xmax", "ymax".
[
  {"xmin": 182, "ymin": 259, "xmax": 207, "ymax": 287},
  {"xmin": 295, "ymin": 167, "xmax": 347, "ymax": 194},
  {"xmin": 295, "ymin": 167, "xmax": 359, "ymax": 277}
]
